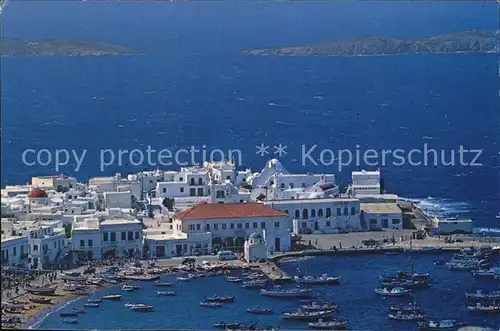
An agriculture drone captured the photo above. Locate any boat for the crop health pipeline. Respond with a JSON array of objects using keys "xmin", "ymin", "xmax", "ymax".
[
  {"xmin": 125, "ymin": 303, "xmax": 145, "ymax": 308},
  {"xmin": 61, "ymin": 272, "xmax": 87, "ymax": 282},
  {"xmin": 177, "ymin": 276, "xmax": 191, "ymax": 281},
  {"xmin": 300, "ymin": 302, "xmax": 338, "ymax": 311},
  {"xmin": 206, "ymin": 296, "xmax": 235, "ymax": 303},
  {"xmin": 433, "ymin": 259, "xmax": 446, "ymax": 266},
  {"xmin": 242, "ymin": 280, "xmax": 268, "ymax": 289},
  {"xmin": 157, "ymin": 291, "xmax": 177, "ymax": 296},
  {"xmin": 466, "ymin": 303, "xmax": 500, "ymax": 313},
  {"xmin": 200, "ymin": 301, "xmax": 222, "ymax": 308},
  {"xmin": 471, "ymin": 269, "xmax": 496, "ymax": 278},
  {"xmin": 122, "ymin": 284, "xmax": 135, "ymax": 291},
  {"xmin": 246, "ymin": 307, "xmax": 273, "ymax": 314},
  {"xmin": 62, "ymin": 319, "xmax": 78, "ymax": 324},
  {"xmin": 295, "ymin": 274, "xmax": 341, "ymax": 285},
  {"xmin": 388, "ymin": 312, "xmax": 425, "ymax": 321},
  {"xmin": 84, "ymin": 303, "xmax": 100, "ymax": 308},
  {"xmin": 214, "ymin": 322, "xmax": 241, "ymax": 329},
  {"xmin": 389, "ymin": 303, "xmax": 421, "ymax": 313},
  {"xmin": 154, "ymin": 281, "xmax": 173, "ymax": 287},
  {"xmin": 130, "ymin": 305, "xmax": 154, "ymax": 312},
  {"xmin": 465, "ymin": 290, "xmax": 500, "ymax": 300},
  {"xmin": 227, "ymin": 278, "xmax": 243, "ymax": 283},
  {"xmin": 28, "ymin": 296, "xmax": 51, "ymax": 304},
  {"xmin": 87, "ymin": 299, "xmax": 102, "ymax": 303},
  {"xmin": 375, "ymin": 287, "xmax": 411, "ymax": 297},
  {"xmin": 308, "ymin": 320, "xmax": 348, "ymax": 330},
  {"xmin": 102, "ymin": 294, "xmax": 122, "ymax": 300},
  {"xmin": 60, "ymin": 312, "xmax": 79, "ymax": 317},
  {"xmin": 261, "ymin": 287, "xmax": 313, "ymax": 298},
  {"xmin": 417, "ymin": 320, "xmax": 465, "ymax": 330},
  {"xmin": 283, "ymin": 310, "xmax": 334, "ymax": 321},
  {"xmin": 25, "ymin": 285, "xmax": 57, "ymax": 295},
  {"xmin": 410, "ymin": 247, "xmax": 443, "ymax": 253},
  {"xmin": 380, "ymin": 279, "xmax": 428, "ymax": 289}
]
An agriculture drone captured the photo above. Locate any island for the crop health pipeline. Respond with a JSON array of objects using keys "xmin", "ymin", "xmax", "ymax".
[
  {"xmin": 0, "ymin": 38, "xmax": 143, "ymax": 57},
  {"xmin": 244, "ymin": 30, "xmax": 499, "ymax": 56}
]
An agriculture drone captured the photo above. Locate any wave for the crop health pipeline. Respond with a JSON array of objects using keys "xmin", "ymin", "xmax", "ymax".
[
  {"xmin": 276, "ymin": 120, "xmax": 296, "ymax": 126},
  {"xmin": 268, "ymin": 102, "xmax": 283, "ymax": 107},
  {"xmin": 404, "ymin": 196, "xmax": 472, "ymax": 217},
  {"xmin": 27, "ymin": 296, "xmax": 82, "ymax": 329},
  {"xmin": 280, "ymin": 256, "xmax": 314, "ymax": 263}
]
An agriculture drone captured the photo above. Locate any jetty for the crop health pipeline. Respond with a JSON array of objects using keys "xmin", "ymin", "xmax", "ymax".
[{"xmin": 258, "ymin": 262, "xmax": 292, "ymax": 282}]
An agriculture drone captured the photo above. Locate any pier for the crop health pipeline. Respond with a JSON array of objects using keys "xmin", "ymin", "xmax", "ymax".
[{"xmin": 258, "ymin": 261, "xmax": 293, "ymax": 282}]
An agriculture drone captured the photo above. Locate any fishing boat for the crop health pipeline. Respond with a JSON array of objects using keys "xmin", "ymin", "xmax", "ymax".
[
  {"xmin": 87, "ymin": 299, "xmax": 102, "ymax": 303},
  {"xmin": 200, "ymin": 301, "xmax": 222, "ymax": 308},
  {"xmin": 417, "ymin": 320, "xmax": 465, "ymax": 331},
  {"xmin": 176, "ymin": 276, "xmax": 191, "ymax": 281},
  {"xmin": 471, "ymin": 268, "xmax": 496, "ymax": 278},
  {"xmin": 375, "ymin": 287, "xmax": 411, "ymax": 297},
  {"xmin": 154, "ymin": 281, "xmax": 173, "ymax": 287},
  {"xmin": 84, "ymin": 303, "xmax": 100, "ymax": 308},
  {"xmin": 61, "ymin": 272, "xmax": 87, "ymax": 282},
  {"xmin": 102, "ymin": 294, "xmax": 122, "ymax": 300},
  {"xmin": 308, "ymin": 320, "xmax": 348, "ymax": 330},
  {"xmin": 388, "ymin": 311, "xmax": 425, "ymax": 321},
  {"xmin": 206, "ymin": 296, "xmax": 235, "ymax": 303},
  {"xmin": 28, "ymin": 296, "xmax": 52, "ymax": 304},
  {"xmin": 246, "ymin": 307, "xmax": 273, "ymax": 314},
  {"xmin": 389, "ymin": 303, "xmax": 421, "ymax": 313},
  {"xmin": 300, "ymin": 302, "xmax": 338, "ymax": 311},
  {"xmin": 242, "ymin": 280, "xmax": 268, "ymax": 289},
  {"xmin": 465, "ymin": 290, "xmax": 500, "ymax": 300},
  {"xmin": 294, "ymin": 274, "xmax": 341, "ymax": 285},
  {"xmin": 60, "ymin": 311, "xmax": 79, "ymax": 317},
  {"xmin": 125, "ymin": 303, "xmax": 145, "ymax": 308},
  {"xmin": 25, "ymin": 285, "xmax": 57, "ymax": 295},
  {"xmin": 157, "ymin": 291, "xmax": 177, "ymax": 296},
  {"xmin": 130, "ymin": 305, "xmax": 154, "ymax": 312},
  {"xmin": 283, "ymin": 310, "xmax": 334, "ymax": 321},
  {"xmin": 466, "ymin": 303, "xmax": 500, "ymax": 313},
  {"xmin": 214, "ymin": 322, "xmax": 241, "ymax": 329},
  {"xmin": 261, "ymin": 287, "xmax": 313, "ymax": 298},
  {"xmin": 122, "ymin": 284, "xmax": 135, "ymax": 291},
  {"xmin": 62, "ymin": 319, "xmax": 79, "ymax": 324}
]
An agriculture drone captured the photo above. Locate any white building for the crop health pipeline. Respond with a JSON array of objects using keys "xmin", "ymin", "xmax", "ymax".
[
  {"xmin": 265, "ymin": 198, "xmax": 362, "ymax": 234},
  {"xmin": 209, "ymin": 181, "xmax": 251, "ymax": 204},
  {"xmin": 27, "ymin": 225, "xmax": 68, "ymax": 269},
  {"xmin": 89, "ymin": 174, "xmax": 141, "ymax": 202},
  {"xmin": 31, "ymin": 175, "xmax": 78, "ymax": 192},
  {"xmin": 155, "ymin": 166, "xmax": 209, "ymax": 199},
  {"xmin": 360, "ymin": 203, "xmax": 403, "ymax": 230},
  {"xmin": 351, "ymin": 169, "xmax": 381, "ymax": 197},
  {"xmin": 173, "ymin": 202, "xmax": 291, "ymax": 253},
  {"xmin": 244, "ymin": 232, "xmax": 267, "ymax": 262},
  {"xmin": 1, "ymin": 235, "xmax": 29, "ymax": 267},
  {"xmin": 428, "ymin": 217, "xmax": 473, "ymax": 235},
  {"xmin": 104, "ymin": 191, "xmax": 132, "ymax": 209}
]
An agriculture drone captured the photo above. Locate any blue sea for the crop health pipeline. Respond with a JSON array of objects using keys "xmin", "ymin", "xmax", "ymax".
[{"xmin": 1, "ymin": 1, "xmax": 499, "ymax": 328}]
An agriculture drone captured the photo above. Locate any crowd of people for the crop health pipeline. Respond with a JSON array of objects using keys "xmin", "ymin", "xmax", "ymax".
[{"xmin": 1, "ymin": 267, "xmax": 57, "ymax": 299}]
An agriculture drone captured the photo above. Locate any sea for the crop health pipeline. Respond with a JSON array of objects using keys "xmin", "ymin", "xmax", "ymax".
[{"xmin": 1, "ymin": 1, "xmax": 499, "ymax": 329}]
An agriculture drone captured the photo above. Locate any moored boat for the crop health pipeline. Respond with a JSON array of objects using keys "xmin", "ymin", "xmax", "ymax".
[
  {"xmin": 62, "ymin": 318, "xmax": 78, "ymax": 324},
  {"xmin": 157, "ymin": 291, "xmax": 177, "ymax": 296},
  {"xmin": 206, "ymin": 296, "xmax": 235, "ymax": 303},
  {"xmin": 28, "ymin": 296, "xmax": 52, "ymax": 304},
  {"xmin": 242, "ymin": 280, "xmax": 268, "ymax": 289},
  {"xmin": 84, "ymin": 303, "xmax": 100, "ymax": 308},
  {"xmin": 300, "ymin": 302, "xmax": 338, "ymax": 311},
  {"xmin": 102, "ymin": 294, "xmax": 122, "ymax": 300},
  {"xmin": 417, "ymin": 319, "xmax": 465, "ymax": 331},
  {"xmin": 122, "ymin": 284, "xmax": 135, "ymax": 291},
  {"xmin": 130, "ymin": 305, "xmax": 154, "ymax": 312},
  {"xmin": 465, "ymin": 290, "xmax": 500, "ymax": 300},
  {"xmin": 389, "ymin": 303, "xmax": 421, "ymax": 313},
  {"xmin": 246, "ymin": 307, "xmax": 273, "ymax": 314},
  {"xmin": 283, "ymin": 310, "xmax": 334, "ymax": 321},
  {"xmin": 200, "ymin": 301, "xmax": 222, "ymax": 308},
  {"xmin": 261, "ymin": 287, "xmax": 313, "ymax": 298},
  {"xmin": 388, "ymin": 311, "xmax": 425, "ymax": 321},
  {"xmin": 25, "ymin": 285, "xmax": 57, "ymax": 295},
  {"xmin": 466, "ymin": 303, "xmax": 500, "ymax": 313},
  {"xmin": 308, "ymin": 320, "xmax": 348, "ymax": 330},
  {"xmin": 375, "ymin": 287, "xmax": 411, "ymax": 297},
  {"xmin": 87, "ymin": 299, "xmax": 102, "ymax": 303},
  {"xmin": 295, "ymin": 274, "xmax": 341, "ymax": 285},
  {"xmin": 214, "ymin": 322, "xmax": 241, "ymax": 329},
  {"xmin": 154, "ymin": 281, "xmax": 173, "ymax": 287},
  {"xmin": 60, "ymin": 311, "xmax": 78, "ymax": 317}
]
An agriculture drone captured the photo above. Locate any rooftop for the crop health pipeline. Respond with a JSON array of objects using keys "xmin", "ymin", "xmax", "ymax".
[
  {"xmin": 360, "ymin": 203, "xmax": 402, "ymax": 214},
  {"xmin": 267, "ymin": 197, "xmax": 359, "ymax": 204},
  {"xmin": 174, "ymin": 203, "xmax": 287, "ymax": 221},
  {"xmin": 100, "ymin": 219, "xmax": 142, "ymax": 226}
]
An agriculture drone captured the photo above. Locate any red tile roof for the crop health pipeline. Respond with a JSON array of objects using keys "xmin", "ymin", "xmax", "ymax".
[{"xmin": 174, "ymin": 203, "xmax": 287, "ymax": 221}]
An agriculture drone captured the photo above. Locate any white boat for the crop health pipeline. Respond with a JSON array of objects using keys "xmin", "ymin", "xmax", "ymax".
[
  {"xmin": 124, "ymin": 303, "xmax": 145, "ymax": 308},
  {"xmin": 375, "ymin": 287, "xmax": 411, "ymax": 297},
  {"xmin": 157, "ymin": 291, "xmax": 177, "ymax": 296},
  {"xmin": 467, "ymin": 303, "xmax": 500, "ymax": 313},
  {"xmin": 308, "ymin": 320, "xmax": 348, "ymax": 330},
  {"xmin": 260, "ymin": 287, "xmax": 313, "ymax": 298},
  {"xmin": 61, "ymin": 272, "xmax": 87, "ymax": 282},
  {"xmin": 295, "ymin": 274, "xmax": 341, "ymax": 285},
  {"xmin": 388, "ymin": 312, "xmax": 425, "ymax": 321},
  {"xmin": 102, "ymin": 294, "xmax": 122, "ymax": 300},
  {"xmin": 283, "ymin": 310, "xmax": 334, "ymax": 321},
  {"xmin": 300, "ymin": 302, "xmax": 338, "ymax": 311},
  {"xmin": 176, "ymin": 276, "xmax": 191, "ymax": 281},
  {"xmin": 200, "ymin": 301, "xmax": 221, "ymax": 308},
  {"xmin": 122, "ymin": 285, "xmax": 135, "ymax": 291}
]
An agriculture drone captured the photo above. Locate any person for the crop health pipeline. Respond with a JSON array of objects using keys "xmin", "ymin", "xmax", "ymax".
[{"xmin": 339, "ymin": 242, "xmax": 342, "ymax": 250}]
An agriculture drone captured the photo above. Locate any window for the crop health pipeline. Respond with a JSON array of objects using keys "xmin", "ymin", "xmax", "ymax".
[
  {"xmin": 370, "ymin": 219, "xmax": 377, "ymax": 225},
  {"xmin": 13, "ymin": 247, "xmax": 16, "ymax": 256},
  {"xmin": 318, "ymin": 209, "xmax": 323, "ymax": 217},
  {"xmin": 284, "ymin": 210, "xmax": 288, "ymax": 215},
  {"xmin": 110, "ymin": 232, "xmax": 116, "ymax": 242},
  {"xmin": 54, "ymin": 242, "xmax": 56, "ymax": 248},
  {"xmin": 190, "ymin": 178, "xmax": 195, "ymax": 185},
  {"xmin": 302, "ymin": 209, "xmax": 308, "ymax": 219},
  {"xmin": 280, "ymin": 183, "xmax": 285, "ymax": 189},
  {"xmin": 162, "ymin": 188, "xmax": 166, "ymax": 193},
  {"xmin": 199, "ymin": 178, "xmax": 203, "ymax": 185},
  {"xmin": 326, "ymin": 221, "xmax": 331, "ymax": 227},
  {"xmin": 197, "ymin": 188, "xmax": 203, "ymax": 196},
  {"xmin": 295, "ymin": 210, "xmax": 300, "ymax": 218},
  {"xmin": 222, "ymin": 224, "xmax": 226, "ymax": 230},
  {"xmin": 230, "ymin": 223, "xmax": 234, "ymax": 229},
  {"xmin": 343, "ymin": 207, "xmax": 348, "ymax": 216},
  {"xmin": 135, "ymin": 231, "xmax": 139, "ymax": 239},
  {"xmin": 88, "ymin": 239, "xmax": 93, "ymax": 247},
  {"xmin": 103, "ymin": 232, "xmax": 108, "ymax": 241},
  {"xmin": 179, "ymin": 177, "xmax": 183, "ymax": 181},
  {"xmin": 311, "ymin": 209, "xmax": 316, "ymax": 217},
  {"xmin": 196, "ymin": 224, "xmax": 201, "ymax": 231},
  {"xmin": 237, "ymin": 223, "xmax": 242, "ymax": 229},
  {"xmin": 261, "ymin": 222, "xmax": 266, "ymax": 229},
  {"xmin": 253, "ymin": 222, "xmax": 257, "ymax": 229},
  {"xmin": 351, "ymin": 207, "xmax": 356, "ymax": 215},
  {"xmin": 205, "ymin": 224, "xmax": 210, "ymax": 231},
  {"xmin": 128, "ymin": 231, "xmax": 133, "ymax": 240},
  {"xmin": 337, "ymin": 208, "xmax": 341, "ymax": 216},
  {"xmin": 190, "ymin": 188, "xmax": 196, "ymax": 196},
  {"xmin": 290, "ymin": 183, "xmax": 294, "ymax": 189},
  {"xmin": 382, "ymin": 219, "xmax": 389, "ymax": 228},
  {"xmin": 302, "ymin": 183, "xmax": 306, "ymax": 188},
  {"xmin": 226, "ymin": 176, "xmax": 230, "ymax": 180},
  {"xmin": 180, "ymin": 187, "xmax": 184, "ymax": 193},
  {"xmin": 245, "ymin": 223, "xmax": 249, "ymax": 229},
  {"xmin": 214, "ymin": 224, "xmax": 219, "ymax": 230},
  {"xmin": 121, "ymin": 231, "xmax": 126, "ymax": 240},
  {"xmin": 392, "ymin": 219, "xmax": 400, "ymax": 224},
  {"xmin": 326, "ymin": 208, "xmax": 332, "ymax": 217},
  {"xmin": 80, "ymin": 240, "xmax": 84, "ymax": 247},
  {"xmin": 274, "ymin": 222, "xmax": 280, "ymax": 228}
]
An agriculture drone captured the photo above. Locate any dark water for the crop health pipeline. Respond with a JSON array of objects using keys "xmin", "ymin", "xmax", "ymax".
[{"xmin": 36, "ymin": 253, "xmax": 500, "ymax": 330}]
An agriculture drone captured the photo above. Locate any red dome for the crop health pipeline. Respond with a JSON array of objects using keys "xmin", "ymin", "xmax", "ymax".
[{"xmin": 28, "ymin": 188, "xmax": 48, "ymax": 198}]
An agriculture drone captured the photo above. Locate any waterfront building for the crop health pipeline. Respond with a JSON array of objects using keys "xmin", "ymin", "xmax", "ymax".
[
  {"xmin": 428, "ymin": 217, "xmax": 473, "ymax": 234},
  {"xmin": 244, "ymin": 232, "xmax": 267, "ymax": 262},
  {"xmin": 155, "ymin": 166, "xmax": 209, "ymax": 199},
  {"xmin": 89, "ymin": 173, "xmax": 141, "ymax": 202},
  {"xmin": 360, "ymin": 203, "xmax": 403, "ymax": 230},
  {"xmin": 349, "ymin": 169, "xmax": 382, "ymax": 197},
  {"xmin": 265, "ymin": 198, "xmax": 362, "ymax": 234},
  {"xmin": 173, "ymin": 202, "xmax": 291, "ymax": 252},
  {"xmin": 144, "ymin": 227, "xmax": 212, "ymax": 258},
  {"xmin": 31, "ymin": 175, "xmax": 78, "ymax": 192},
  {"xmin": 0, "ymin": 234, "xmax": 29, "ymax": 267}
]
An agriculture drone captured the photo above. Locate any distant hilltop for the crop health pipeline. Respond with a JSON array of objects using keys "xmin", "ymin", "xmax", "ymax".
[
  {"xmin": 0, "ymin": 38, "xmax": 143, "ymax": 57},
  {"xmin": 244, "ymin": 30, "xmax": 500, "ymax": 56}
]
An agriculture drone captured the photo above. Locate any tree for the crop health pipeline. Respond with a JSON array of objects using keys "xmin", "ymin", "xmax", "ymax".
[{"xmin": 162, "ymin": 197, "xmax": 175, "ymax": 210}]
